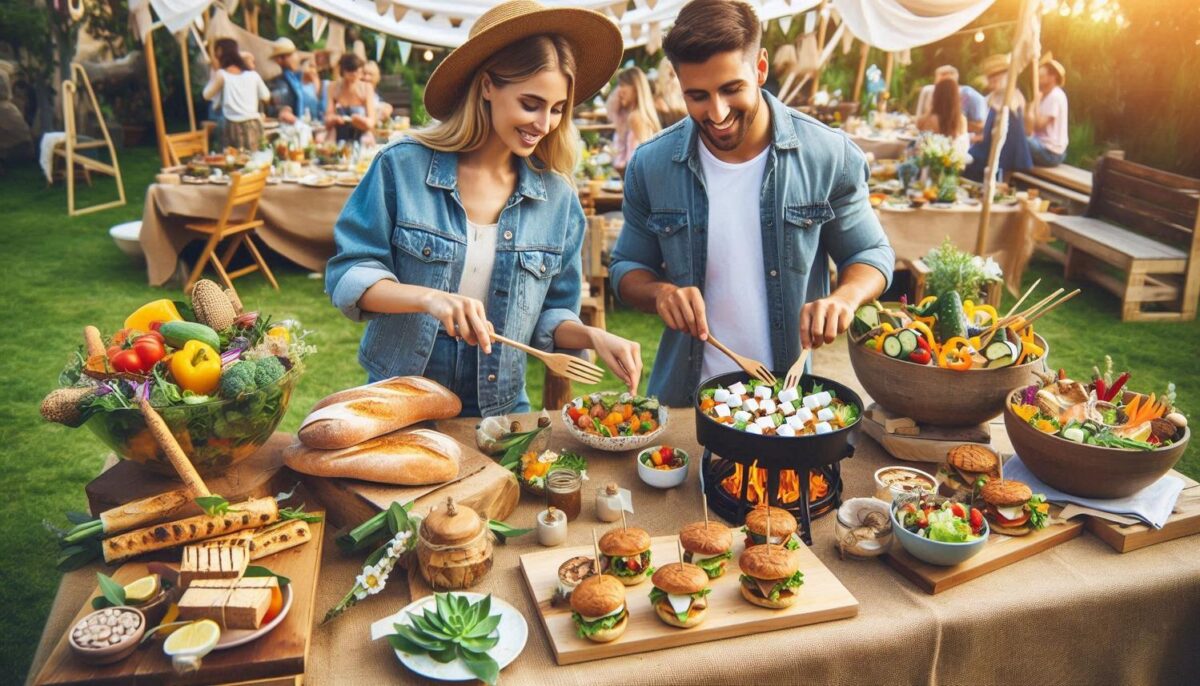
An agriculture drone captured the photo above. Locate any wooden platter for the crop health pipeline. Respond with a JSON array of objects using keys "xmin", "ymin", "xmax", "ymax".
[
  {"xmin": 860, "ymin": 403, "xmax": 991, "ymax": 463},
  {"xmin": 33, "ymin": 516, "xmax": 325, "ymax": 686},
  {"xmin": 884, "ymin": 510, "xmax": 1082, "ymax": 594},
  {"xmin": 518, "ymin": 535, "xmax": 859, "ymax": 665},
  {"xmin": 1082, "ymin": 470, "xmax": 1200, "ymax": 553}
]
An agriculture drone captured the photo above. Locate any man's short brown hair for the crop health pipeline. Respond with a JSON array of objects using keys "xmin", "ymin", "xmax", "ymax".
[{"xmin": 663, "ymin": 0, "xmax": 761, "ymax": 66}]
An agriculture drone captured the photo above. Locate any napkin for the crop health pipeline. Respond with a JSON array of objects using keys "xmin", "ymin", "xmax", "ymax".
[{"xmin": 1005, "ymin": 455, "xmax": 1183, "ymax": 529}]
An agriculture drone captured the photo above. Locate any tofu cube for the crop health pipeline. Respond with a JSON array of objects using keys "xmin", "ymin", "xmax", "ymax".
[
  {"xmin": 814, "ymin": 421, "xmax": 833, "ymax": 435},
  {"xmin": 802, "ymin": 395, "xmax": 821, "ymax": 411},
  {"xmin": 786, "ymin": 415, "xmax": 807, "ymax": 430},
  {"xmin": 733, "ymin": 410, "xmax": 753, "ymax": 424},
  {"xmin": 796, "ymin": 407, "xmax": 814, "ymax": 423},
  {"xmin": 743, "ymin": 398, "xmax": 760, "ymax": 414},
  {"xmin": 761, "ymin": 399, "xmax": 777, "ymax": 415},
  {"xmin": 817, "ymin": 407, "xmax": 835, "ymax": 422},
  {"xmin": 727, "ymin": 382, "xmax": 747, "ymax": 396},
  {"xmin": 714, "ymin": 403, "xmax": 731, "ymax": 418},
  {"xmin": 755, "ymin": 416, "xmax": 776, "ymax": 430},
  {"xmin": 726, "ymin": 394, "xmax": 743, "ymax": 408},
  {"xmin": 713, "ymin": 388, "xmax": 731, "ymax": 403},
  {"xmin": 778, "ymin": 400, "xmax": 796, "ymax": 416},
  {"xmin": 778, "ymin": 387, "xmax": 800, "ymax": 404},
  {"xmin": 745, "ymin": 422, "xmax": 764, "ymax": 435},
  {"xmin": 816, "ymin": 391, "xmax": 833, "ymax": 407},
  {"xmin": 776, "ymin": 424, "xmax": 797, "ymax": 437},
  {"xmin": 754, "ymin": 385, "xmax": 773, "ymax": 400}
]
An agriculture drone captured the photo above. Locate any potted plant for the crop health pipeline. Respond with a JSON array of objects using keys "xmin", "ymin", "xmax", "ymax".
[{"xmin": 914, "ymin": 238, "xmax": 1003, "ymax": 306}]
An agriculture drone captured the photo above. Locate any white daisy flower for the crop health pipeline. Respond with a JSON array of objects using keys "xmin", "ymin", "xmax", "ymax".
[{"xmin": 356, "ymin": 564, "xmax": 387, "ymax": 596}]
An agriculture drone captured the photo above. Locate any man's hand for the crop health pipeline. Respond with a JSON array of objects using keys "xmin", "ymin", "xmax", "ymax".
[
  {"xmin": 800, "ymin": 293, "xmax": 856, "ymax": 349},
  {"xmin": 655, "ymin": 285, "xmax": 709, "ymax": 340}
]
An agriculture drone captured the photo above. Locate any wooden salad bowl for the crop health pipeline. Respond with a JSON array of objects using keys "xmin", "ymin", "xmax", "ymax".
[
  {"xmin": 847, "ymin": 334, "xmax": 1049, "ymax": 427},
  {"xmin": 1003, "ymin": 388, "xmax": 1189, "ymax": 499}
]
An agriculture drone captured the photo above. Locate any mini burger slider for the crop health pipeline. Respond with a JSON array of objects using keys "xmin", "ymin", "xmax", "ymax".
[
  {"xmin": 570, "ymin": 573, "xmax": 628, "ymax": 643},
  {"xmin": 648, "ymin": 562, "xmax": 711, "ymax": 628},
  {"xmin": 980, "ymin": 479, "xmax": 1049, "ymax": 536},
  {"xmin": 738, "ymin": 544, "xmax": 804, "ymax": 609},
  {"xmin": 679, "ymin": 521, "xmax": 733, "ymax": 578},
  {"xmin": 743, "ymin": 505, "xmax": 800, "ymax": 549},
  {"xmin": 598, "ymin": 527, "xmax": 652, "ymax": 586},
  {"xmin": 937, "ymin": 444, "xmax": 1001, "ymax": 503}
]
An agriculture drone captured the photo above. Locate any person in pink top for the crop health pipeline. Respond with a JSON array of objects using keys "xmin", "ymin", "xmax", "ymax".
[
  {"xmin": 607, "ymin": 67, "xmax": 662, "ymax": 175},
  {"xmin": 1025, "ymin": 53, "xmax": 1068, "ymax": 167}
]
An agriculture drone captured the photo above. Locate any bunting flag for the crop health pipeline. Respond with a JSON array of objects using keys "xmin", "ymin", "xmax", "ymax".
[
  {"xmin": 287, "ymin": 4, "xmax": 311, "ymax": 31},
  {"xmin": 778, "ymin": 15, "xmax": 792, "ymax": 35},
  {"xmin": 842, "ymin": 23, "xmax": 855, "ymax": 53},
  {"xmin": 327, "ymin": 20, "xmax": 346, "ymax": 58},
  {"xmin": 646, "ymin": 22, "xmax": 662, "ymax": 54},
  {"xmin": 610, "ymin": 1, "xmax": 626, "ymax": 20},
  {"xmin": 630, "ymin": 22, "xmax": 642, "ymax": 41},
  {"xmin": 312, "ymin": 14, "xmax": 328, "ymax": 42},
  {"xmin": 397, "ymin": 39, "xmax": 412, "ymax": 64},
  {"xmin": 392, "ymin": 5, "xmax": 407, "ymax": 22},
  {"xmin": 374, "ymin": 0, "xmax": 389, "ymax": 16},
  {"xmin": 375, "ymin": 34, "xmax": 386, "ymax": 61},
  {"xmin": 803, "ymin": 10, "xmax": 816, "ymax": 34}
]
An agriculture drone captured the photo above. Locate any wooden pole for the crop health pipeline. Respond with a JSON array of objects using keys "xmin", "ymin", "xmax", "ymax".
[
  {"xmin": 976, "ymin": 0, "xmax": 1036, "ymax": 255},
  {"xmin": 144, "ymin": 30, "xmax": 170, "ymax": 168},
  {"xmin": 883, "ymin": 52, "xmax": 894, "ymax": 92},
  {"xmin": 853, "ymin": 42, "xmax": 869, "ymax": 104},
  {"xmin": 178, "ymin": 32, "xmax": 196, "ymax": 132},
  {"xmin": 809, "ymin": 2, "xmax": 830, "ymax": 99}
]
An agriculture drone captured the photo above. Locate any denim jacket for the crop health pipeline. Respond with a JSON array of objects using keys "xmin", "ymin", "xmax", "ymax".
[
  {"xmin": 610, "ymin": 90, "xmax": 894, "ymax": 407},
  {"xmin": 326, "ymin": 139, "xmax": 585, "ymax": 416}
]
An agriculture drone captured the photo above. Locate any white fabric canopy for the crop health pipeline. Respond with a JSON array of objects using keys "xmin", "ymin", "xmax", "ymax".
[
  {"xmin": 130, "ymin": 0, "xmax": 215, "ymax": 38},
  {"xmin": 832, "ymin": 0, "xmax": 995, "ymax": 52}
]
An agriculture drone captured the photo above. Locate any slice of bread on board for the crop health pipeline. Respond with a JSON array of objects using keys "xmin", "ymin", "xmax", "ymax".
[{"xmin": 298, "ymin": 376, "xmax": 462, "ymax": 449}]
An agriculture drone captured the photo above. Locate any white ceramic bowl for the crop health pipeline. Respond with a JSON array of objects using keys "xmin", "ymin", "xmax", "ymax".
[
  {"xmin": 560, "ymin": 396, "xmax": 667, "ymax": 453},
  {"xmin": 873, "ymin": 465, "xmax": 938, "ymax": 503},
  {"xmin": 635, "ymin": 445, "xmax": 689, "ymax": 489},
  {"xmin": 109, "ymin": 221, "xmax": 144, "ymax": 262},
  {"xmin": 835, "ymin": 498, "xmax": 894, "ymax": 559}
]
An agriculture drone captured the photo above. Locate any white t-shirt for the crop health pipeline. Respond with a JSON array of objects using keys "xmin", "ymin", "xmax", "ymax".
[
  {"xmin": 1036, "ymin": 86, "xmax": 1069, "ymax": 154},
  {"xmin": 458, "ymin": 219, "xmax": 498, "ymax": 306},
  {"xmin": 698, "ymin": 141, "xmax": 773, "ymax": 380},
  {"xmin": 218, "ymin": 70, "xmax": 269, "ymax": 123}
]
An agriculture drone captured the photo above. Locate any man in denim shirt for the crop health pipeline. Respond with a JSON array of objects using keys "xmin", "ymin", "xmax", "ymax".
[{"xmin": 610, "ymin": 0, "xmax": 894, "ymax": 407}]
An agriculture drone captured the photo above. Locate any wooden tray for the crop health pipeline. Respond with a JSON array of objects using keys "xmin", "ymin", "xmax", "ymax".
[
  {"xmin": 860, "ymin": 404, "xmax": 991, "ymax": 463},
  {"xmin": 1083, "ymin": 471, "xmax": 1200, "ymax": 553},
  {"xmin": 884, "ymin": 511, "xmax": 1082, "ymax": 594},
  {"xmin": 33, "ymin": 516, "xmax": 325, "ymax": 686},
  {"xmin": 518, "ymin": 535, "xmax": 859, "ymax": 665}
]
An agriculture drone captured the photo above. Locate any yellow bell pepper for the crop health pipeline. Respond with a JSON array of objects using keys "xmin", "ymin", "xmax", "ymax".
[
  {"xmin": 917, "ymin": 295, "xmax": 938, "ymax": 311},
  {"xmin": 169, "ymin": 340, "xmax": 222, "ymax": 395},
  {"xmin": 266, "ymin": 325, "xmax": 291, "ymax": 343},
  {"xmin": 971, "ymin": 304, "xmax": 999, "ymax": 326},
  {"xmin": 124, "ymin": 299, "xmax": 183, "ymax": 333}
]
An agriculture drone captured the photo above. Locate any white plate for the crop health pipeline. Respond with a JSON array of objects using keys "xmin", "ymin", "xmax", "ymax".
[
  {"xmin": 371, "ymin": 593, "xmax": 527, "ymax": 682},
  {"xmin": 213, "ymin": 583, "xmax": 292, "ymax": 650}
]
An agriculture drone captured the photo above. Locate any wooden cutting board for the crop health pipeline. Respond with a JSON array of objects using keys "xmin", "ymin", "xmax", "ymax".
[
  {"xmin": 1082, "ymin": 471, "xmax": 1200, "ymax": 553},
  {"xmin": 33, "ymin": 516, "xmax": 325, "ymax": 686},
  {"xmin": 884, "ymin": 510, "xmax": 1082, "ymax": 594},
  {"xmin": 860, "ymin": 404, "xmax": 991, "ymax": 463},
  {"xmin": 518, "ymin": 535, "xmax": 859, "ymax": 665}
]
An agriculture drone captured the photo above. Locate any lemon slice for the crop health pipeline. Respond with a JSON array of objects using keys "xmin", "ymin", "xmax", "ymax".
[
  {"xmin": 164, "ymin": 619, "xmax": 220, "ymax": 657},
  {"xmin": 122, "ymin": 575, "xmax": 160, "ymax": 604}
]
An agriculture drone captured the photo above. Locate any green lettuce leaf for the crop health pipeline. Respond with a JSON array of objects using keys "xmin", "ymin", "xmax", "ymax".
[
  {"xmin": 693, "ymin": 551, "xmax": 733, "ymax": 578},
  {"xmin": 571, "ymin": 609, "xmax": 626, "ymax": 638}
]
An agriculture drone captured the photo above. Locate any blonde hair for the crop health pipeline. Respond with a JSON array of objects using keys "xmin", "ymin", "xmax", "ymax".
[
  {"xmin": 617, "ymin": 67, "xmax": 662, "ymax": 136},
  {"xmin": 411, "ymin": 35, "xmax": 580, "ymax": 178},
  {"xmin": 653, "ymin": 59, "xmax": 687, "ymax": 125}
]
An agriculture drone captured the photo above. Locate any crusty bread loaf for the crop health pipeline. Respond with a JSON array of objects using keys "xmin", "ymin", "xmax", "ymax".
[
  {"xmin": 298, "ymin": 377, "xmax": 462, "ymax": 449},
  {"xmin": 283, "ymin": 428, "xmax": 461, "ymax": 485}
]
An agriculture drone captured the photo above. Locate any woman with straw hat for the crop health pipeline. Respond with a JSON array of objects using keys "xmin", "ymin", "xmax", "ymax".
[
  {"xmin": 965, "ymin": 54, "xmax": 1033, "ymax": 183},
  {"xmin": 326, "ymin": 0, "xmax": 642, "ymax": 417}
]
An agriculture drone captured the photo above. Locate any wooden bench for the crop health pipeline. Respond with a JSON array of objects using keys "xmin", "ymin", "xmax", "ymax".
[
  {"xmin": 1011, "ymin": 156, "xmax": 1111, "ymax": 209},
  {"xmin": 1048, "ymin": 154, "xmax": 1200, "ymax": 321}
]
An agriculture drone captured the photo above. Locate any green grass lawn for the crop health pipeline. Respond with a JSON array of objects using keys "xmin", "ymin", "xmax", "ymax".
[{"xmin": 3, "ymin": 146, "xmax": 1197, "ymax": 679}]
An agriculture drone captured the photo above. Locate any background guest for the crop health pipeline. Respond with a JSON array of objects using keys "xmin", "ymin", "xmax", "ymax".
[
  {"xmin": 299, "ymin": 57, "xmax": 326, "ymax": 124},
  {"xmin": 606, "ymin": 67, "xmax": 661, "ymax": 174},
  {"xmin": 653, "ymin": 58, "xmax": 687, "ymax": 127},
  {"xmin": 1026, "ymin": 53, "xmax": 1069, "ymax": 167},
  {"xmin": 266, "ymin": 37, "xmax": 308, "ymax": 124},
  {"xmin": 202, "ymin": 38, "xmax": 269, "ymax": 150},
  {"xmin": 239, "ymin": 50, "xmax": 256, "ymax": 72},
  {"xmin": 916, "ymin": 65, "xmax": 987, "ymax": 135},
  {"xmin": 325, "ymin": 53, "xmax": 377, "ymax": 144},
  {"xmin": 920, "ymin": 78, "xmax": 971, "ymax": 161},
  {"xmin": 362, "ymin": 60, "xmax": 395, "ymax": 122},
  {"xmin": 965, "ymin": 54, "xmax": 1032, "ymax": 182}
]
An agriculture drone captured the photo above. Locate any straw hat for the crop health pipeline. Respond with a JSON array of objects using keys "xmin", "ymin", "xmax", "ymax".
[
  {"xmin": 269, "ymin": 37, "xmax": 297, "ymax": 58},
  {"xmin": 1040, "ymin": 51, "xmax": 1066, "ymax": 86},
  {"xmin": 423, "ymin": 0, "xmax": 623, "ymax": 120},
  {"xmin": 981, "ymin": 54, "xmax": 1010, "ymax": 78}
]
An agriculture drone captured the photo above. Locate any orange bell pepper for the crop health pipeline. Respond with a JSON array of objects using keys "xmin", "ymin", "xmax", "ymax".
[{"xmin": 938, "ymin": 337, "xmax": 974, "ymax": 371}]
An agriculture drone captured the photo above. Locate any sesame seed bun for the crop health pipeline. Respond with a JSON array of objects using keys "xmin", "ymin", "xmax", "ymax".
[
  {"xmin": 598, "ymin": 527, "xmax": 650, "ymax": 556},
  {"xmin": 650, "ymin": 562, "xmax": 709, "ymax": 595},
  {"xmin": 679, "ymin": 521, "xmax": 733, "ymax": 556}
]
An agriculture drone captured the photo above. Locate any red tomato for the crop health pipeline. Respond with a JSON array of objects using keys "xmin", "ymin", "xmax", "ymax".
[
  {"xmin": 110, "ymin": 349, "xmax": 146, "ymax": 373},
  {"xmin": 567, "ymin": 406, "xmax": 583, "ymax": 422},
  {"xmin": 106, "ymin": 345, "xmax": 122, "ymax": 360},
  {"xmin": 969, "ymin": 508, "xmax": 984, "ymax": 533},
  {"xmin": 950, "ymin": 503, "xmax": 966, "ymax": 518},
  {"xmin": 132, "ymin": 335, "xmax": 166, "ymax": 369},
  {"xmin": 908, "ymin": 348, "xmax": 932, "ymax": 365},
  {"xmin": 139, "ymin": 330, "xmax": 165, "ymax": 344},
  {"xmin": 659, "ymin": 446, "xmax": 674, "ymax": 461}
]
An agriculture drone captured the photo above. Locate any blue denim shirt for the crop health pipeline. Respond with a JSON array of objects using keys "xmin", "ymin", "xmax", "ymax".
[
  {"xmin": 326, "ymin": 139, "xmax": 585, "ymax": 416},
  {"xmin": 610, "ymin": 90, "xmax": 894, "ymax": 407}
]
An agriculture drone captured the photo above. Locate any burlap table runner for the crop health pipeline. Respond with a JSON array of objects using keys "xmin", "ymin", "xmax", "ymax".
[{"xmin": 140, "ymin": 182, "xmax": 347, "ymax": 286}]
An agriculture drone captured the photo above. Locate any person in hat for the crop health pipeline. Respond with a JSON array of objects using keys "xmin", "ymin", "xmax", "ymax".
[
  {"xmin": 326, "ymin": 0, "xmax": 642, "ymax": 416},
  {"xmin": 609, "ymin": 0, "xmax": 894, "ymax": 407},
  {"xmin": 965, "ymin": 54, "xmax": 1033, "ymax": 182},
  {"xmin": 1025, "ymin": 53, "xmax": 1068, "ymax": 167},
  {"xmin": 266, "ymin": 37, "xmax": 308, "ymax": 125}
]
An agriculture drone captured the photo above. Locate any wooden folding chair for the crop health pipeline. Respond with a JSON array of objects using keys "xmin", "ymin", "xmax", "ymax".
[
  {"xmin": 182, "ymin": 167, "xmax": 279, "ymax": 294},
  {"xmin": 54, "ymin": 63, "xmax": 126, "ymax": 216},
  {"xmin": 165, "ymin": 129, "xmax": 209, "ymax": 167}
]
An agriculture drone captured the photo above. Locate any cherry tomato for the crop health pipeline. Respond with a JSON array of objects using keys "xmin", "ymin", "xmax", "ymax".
[
  {"xmin": 969, "ymin": 507, "xmax": 984, "ymax": 533},
  {"xmin": 106, "ymin": 345, "xmax": 122, "ymax": 360},
  {"xmin": 110, "ymin": 349, "xmax": 146, "ymax": 374},
  {"xmin": 950, "ymin": 503, "xmax": 966, "ymax": 518},
  {"xmin": 132, "ymin": 335, "xmax": 166, "ymax": 369},
  {"xmin": 659, "ymin": 446, "xmax": 674, "ymax": 461}
]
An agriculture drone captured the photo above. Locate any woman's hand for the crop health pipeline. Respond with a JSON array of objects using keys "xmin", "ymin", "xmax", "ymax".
[
  {"xmin": 421, "ymin": 291, "xmax": 493, "ymax": 354},
  {"xmin": 588, "ymin": 328, "xmax": 642, "ymax": 394}
]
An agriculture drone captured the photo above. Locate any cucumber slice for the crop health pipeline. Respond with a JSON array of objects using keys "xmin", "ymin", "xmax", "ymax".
[
  {"xmin": 882, "ymin": 335, "xmax": 904, "ymax": 358},
  {"xmin": 986, "ymin": 355, "xmax": 1015, "ymax": 369},
  {"xmin": 851, "ymin": 304, "xmax": 880, "ymax": 337},
  {"xmin": 896, "ymin": 329, "xmax": 919, "ymax": 357},
  {"xmin": 984, "ymin": 340, "xmax": 1013, "ymax": 361}
]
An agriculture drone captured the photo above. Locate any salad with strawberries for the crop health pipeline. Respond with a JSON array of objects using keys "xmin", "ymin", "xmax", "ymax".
[{"xmin": 894, "ymin": 496, "xmax": 986, "ymax": 543}]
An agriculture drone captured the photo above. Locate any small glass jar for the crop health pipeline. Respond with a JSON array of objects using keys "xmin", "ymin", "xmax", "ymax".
[
  {"xmin": 537, "ymin": 507, "xmax": 568, "ymax": 547},
  {"xmin": 595, "ymin": 482, "xmax": 623, "ymax": 522},
  {"xmin": 546, "ymin": 470, "xmax": 582, "ymax": 521}
]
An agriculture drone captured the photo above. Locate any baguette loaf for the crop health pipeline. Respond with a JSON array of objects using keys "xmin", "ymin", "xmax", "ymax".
[
  {"xmin": 284, "ymin": 428, "xmax": 461, "ymax": 485},
  {"xmin": 298, "ymin": 376, "xmax": 462, "ymax": 449}
]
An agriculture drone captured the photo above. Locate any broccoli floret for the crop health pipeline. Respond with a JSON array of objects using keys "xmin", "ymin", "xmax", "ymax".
[
  {"xmin": 219, "ymin": 360, "xmax": 258, "ymax": 399},
  {"xmin": 253, "ymin": 356, "xmax": 286, "ymax": 388}
]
